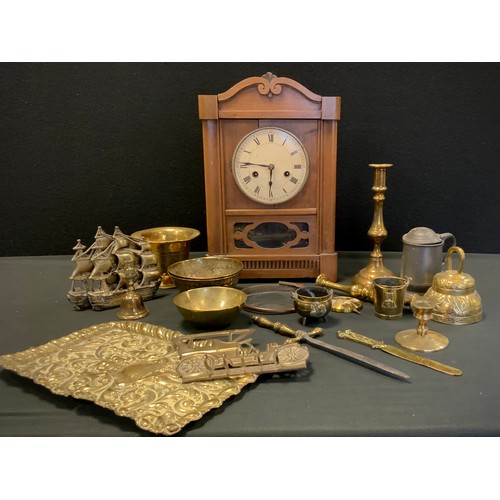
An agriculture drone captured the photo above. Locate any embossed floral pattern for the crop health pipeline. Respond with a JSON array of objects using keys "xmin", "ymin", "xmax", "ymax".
[{"xmin": 0, "ymin": 321, "xmax": 257, "ymax": 435}]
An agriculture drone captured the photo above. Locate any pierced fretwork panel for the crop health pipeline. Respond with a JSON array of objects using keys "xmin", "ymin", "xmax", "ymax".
[{"xmin": 233, "ymin": 221, "xmax": 309, "ymax": 250}]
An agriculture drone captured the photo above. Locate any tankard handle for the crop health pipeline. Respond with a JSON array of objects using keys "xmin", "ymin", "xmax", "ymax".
[{"xmin": 439, "ymin": 232, "xmax": 456, "ymax": 262}]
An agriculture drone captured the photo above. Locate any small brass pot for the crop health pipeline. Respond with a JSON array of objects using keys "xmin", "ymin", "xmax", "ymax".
[
  {"xmin": 423, "ymin": 246, "xmax": 482, "ymax": 325},
  {"xmin": 291, "ymin": 286, "xmax": 333, "ymax": 322}
]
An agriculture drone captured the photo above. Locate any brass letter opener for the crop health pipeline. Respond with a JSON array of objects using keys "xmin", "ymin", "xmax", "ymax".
[
  {"xmin": 252, "ymin": 316, "xmax": 411, "ymax": 382},
  {"xmin": 337, "ymin": 329, "xmax": 462, "ymax": 376}
]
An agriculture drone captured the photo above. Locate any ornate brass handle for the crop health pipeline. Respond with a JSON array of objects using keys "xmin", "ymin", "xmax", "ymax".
[
  {"xmin": 337, "ymin": 329, "xmax": 385, "ymax": 349},
  {"xmin": 316, "ymin": 274, "xmax": 374, "ymax": 302},
  {"xmin": 252, "ymin": 315, "xmax": 323, "ymax": 340}
]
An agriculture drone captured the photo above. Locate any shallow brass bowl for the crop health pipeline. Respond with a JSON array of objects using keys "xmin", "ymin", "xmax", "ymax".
[
  {"xmin": 173, "ymin": 286, "xmax": 247, "ymax": 328},
  {"xmin": 167, "ymin": 256, "xmax": 243, "ymax": 292},
  {"xmin": 131, "ymin": 226, "xmax": 200, "ymax": 289}
]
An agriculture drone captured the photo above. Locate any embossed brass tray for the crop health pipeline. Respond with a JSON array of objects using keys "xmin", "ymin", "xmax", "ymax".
[{"xmin": 0, "ymin": 321, "xmax": 257, "ymax": 436}]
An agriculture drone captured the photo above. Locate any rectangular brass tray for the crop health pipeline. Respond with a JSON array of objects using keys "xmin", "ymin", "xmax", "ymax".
[{"xmin": 0, "ymin": 321, "xmax": 257, "ymax": 436}]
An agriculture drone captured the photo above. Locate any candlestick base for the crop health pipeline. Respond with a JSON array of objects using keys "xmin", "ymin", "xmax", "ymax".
[
  {"xmin": 352, "ymin": 259, "xmax": 395, "ymax": 290},
  {"xmin": 395, "ymin": 328, "xmax": 449, "ymax": 352}
]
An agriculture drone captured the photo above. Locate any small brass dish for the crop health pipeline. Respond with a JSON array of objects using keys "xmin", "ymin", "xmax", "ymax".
[
  {"xmin": 173, "ymin": 286, "xmax": 247, "ymax": 328},
  {"xmin": 167, "ymin": 256, "xmax": 243, "ymax": 292}
]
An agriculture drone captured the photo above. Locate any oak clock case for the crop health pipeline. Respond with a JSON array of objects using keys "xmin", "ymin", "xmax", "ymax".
[{"xmin": 199, "ymin": 72, "xmax": 341, "ymax": 280}]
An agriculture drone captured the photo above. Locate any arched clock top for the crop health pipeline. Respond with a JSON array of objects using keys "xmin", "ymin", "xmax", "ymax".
[
  {"xmin": 198, "ymin": 72, "xmax": 340, "ymax": 120},
  {"xmin": 218, "ymin": 72, "xmax": 322, "ymax": 103}
]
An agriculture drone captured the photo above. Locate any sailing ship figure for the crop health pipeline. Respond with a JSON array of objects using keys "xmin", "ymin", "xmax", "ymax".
[{"xmin": 67, "ymin": 226, "xmax": 161, "ymax": 311}]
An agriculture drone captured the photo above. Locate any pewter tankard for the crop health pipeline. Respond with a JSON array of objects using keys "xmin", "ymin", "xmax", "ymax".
[{"xmin": 400, "ymin": 227, "xmax": 456, "ymax": 293}]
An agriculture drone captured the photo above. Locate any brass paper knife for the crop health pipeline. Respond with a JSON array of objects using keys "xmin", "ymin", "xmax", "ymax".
[
  {"xmin": 251, "ymin": 316, "xmax": 411, "ymax": 382},
  {"xmin": 337, "ymin": 329, "xmax": 463, "ymax": 376}
]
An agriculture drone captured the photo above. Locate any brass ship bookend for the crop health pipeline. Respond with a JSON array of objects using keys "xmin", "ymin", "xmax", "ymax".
[{"xmin": 67, "ymin": 226, "xmax": 161, "ymax": 311}]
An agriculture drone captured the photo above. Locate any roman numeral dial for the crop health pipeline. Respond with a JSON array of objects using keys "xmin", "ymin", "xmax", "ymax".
[{"xmin": 232, "ymin": 127, "xmax": 309, "ymax": 205}]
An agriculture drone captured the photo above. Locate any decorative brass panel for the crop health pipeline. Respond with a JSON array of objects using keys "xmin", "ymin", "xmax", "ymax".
[{"xmin": 0, "ymin": 321, "xmax": 256, "ymax": 436}]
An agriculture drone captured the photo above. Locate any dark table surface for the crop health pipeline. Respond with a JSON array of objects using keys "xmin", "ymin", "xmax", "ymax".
[{"xmin": 1, "ymin": 251, "xmax": 499, "ymax": 437}]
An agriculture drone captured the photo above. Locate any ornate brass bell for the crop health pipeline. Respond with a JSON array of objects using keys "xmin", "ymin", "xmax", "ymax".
[
  {"xmin": 423, "ymin": 246, "xmax": 482, "ymax": 325},
  {"xmin": 117, "ymin": 289, "xmax": 149, "ymax": 320},
  {"xmin": 117, "ymin": 263, "xmax": 149, "ymax": 320}
]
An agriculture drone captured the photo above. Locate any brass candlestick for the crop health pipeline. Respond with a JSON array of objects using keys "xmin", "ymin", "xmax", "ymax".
[
  {"xmin": 395, "ymin": 296, "xmax": 449, "ymax": 352},
  {"xmin": 352, "ymin": 163, "xmax": 395, "ymax": 290}
]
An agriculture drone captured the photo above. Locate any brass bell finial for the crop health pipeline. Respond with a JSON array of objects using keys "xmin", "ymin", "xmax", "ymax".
[{"xmin": 117, "ymin": 262, "xmax": 149, "ymax": 320}]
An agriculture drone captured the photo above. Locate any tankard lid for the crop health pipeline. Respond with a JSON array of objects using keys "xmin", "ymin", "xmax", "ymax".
[{"xmin": 402, "ymin": 227, "xmax": 442, "ymax": 245}]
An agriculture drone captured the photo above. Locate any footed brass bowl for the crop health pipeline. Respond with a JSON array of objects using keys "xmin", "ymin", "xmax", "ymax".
[
  {"xmin": 131, "ymin": 226, "xmax": 200, "ymax": 289},
  {"xmin": 167, "ymin": 256, "xmax": 243, "ymax": 292},
  {"xmin": 173, "ymin": 286, "xmax": 247, "ymax": 328}
]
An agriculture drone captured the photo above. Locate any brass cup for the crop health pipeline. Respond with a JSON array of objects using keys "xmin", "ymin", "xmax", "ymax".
[
  {"xmin": 131, "ymin": 227, "xmax": 200, "ymax": 289},
  {"xmin": 372, "ymin": 276, "xmax": 410, "ymax": 320}
]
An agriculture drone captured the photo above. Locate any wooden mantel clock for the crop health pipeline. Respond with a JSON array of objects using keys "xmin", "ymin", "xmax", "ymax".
[{"xmin": 198, "ymin": 72, "xmax": 341, "ymax": 280}]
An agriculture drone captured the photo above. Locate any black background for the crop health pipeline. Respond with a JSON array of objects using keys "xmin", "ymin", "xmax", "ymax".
[{"xmin": 1, "ymin": 62, "xmax": 499, "ymax": 256}]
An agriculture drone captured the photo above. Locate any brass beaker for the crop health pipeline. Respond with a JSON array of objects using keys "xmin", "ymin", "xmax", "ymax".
[
  {"xmin": 372, "ymin": 276, "xmax": 410, "ymax": 320},
  {"xmin": 131, "ymin": 227, "xmax": 200, "ymax": 289}
]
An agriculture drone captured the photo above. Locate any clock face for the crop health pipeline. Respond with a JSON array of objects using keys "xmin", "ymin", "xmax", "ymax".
[{"xmin": 231, "ymin": 127, "xmax": 309, "ymax": 205}]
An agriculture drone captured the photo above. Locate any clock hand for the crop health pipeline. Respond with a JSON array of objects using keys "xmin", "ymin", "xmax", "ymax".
[
  {"xmin": 268, "ymin": 164, "xmax": 274, "ymax": 197},
  {"xmin": 239, "ymin": 161, "xmax": 272, "ymax": 168}
]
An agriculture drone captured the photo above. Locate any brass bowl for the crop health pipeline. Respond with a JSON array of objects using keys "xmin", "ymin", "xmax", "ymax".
[
  {"xmin": 173, "ymin": 286, "xmax": 247, "ymax": 328},
  {"xmin": 131, "ymin": 227, "xmax": 200, "ymax": 289},
  {"xmin": 167, "ymin": 256, "xmax": 243, "ymax": 292}
]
